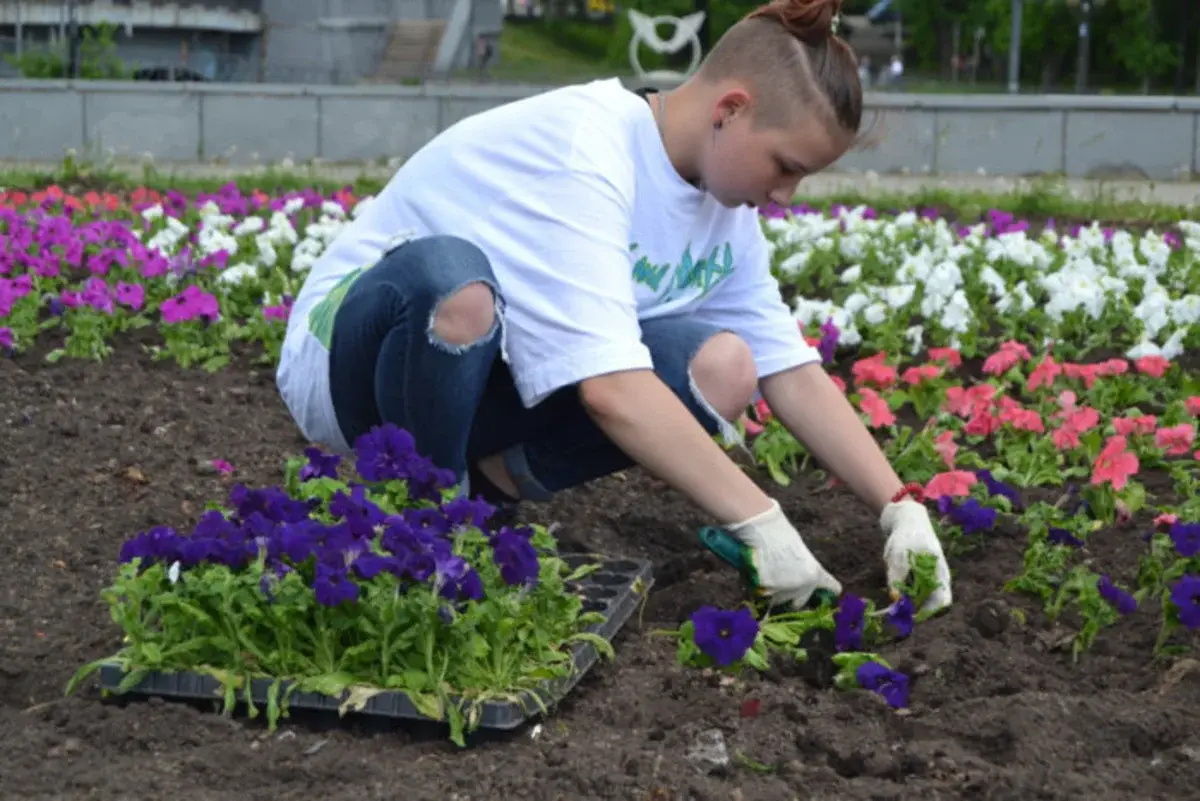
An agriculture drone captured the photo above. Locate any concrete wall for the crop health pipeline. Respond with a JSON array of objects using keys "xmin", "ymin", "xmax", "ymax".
[
  {"xmin": 0, "ymin": 79, "xmax": 1197, "ymax": 180},
  {"xmin": 259, "ymin": 0, "xmax": 500, "ymax": 84}
]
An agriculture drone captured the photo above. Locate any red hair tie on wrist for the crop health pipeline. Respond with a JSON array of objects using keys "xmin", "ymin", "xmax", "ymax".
[{"xmin": 890, "ymin": 483, "xmax": 925, "ymax": 505}]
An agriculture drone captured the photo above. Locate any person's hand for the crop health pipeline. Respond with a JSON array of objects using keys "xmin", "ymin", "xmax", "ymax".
[
  {"xmin": 725, "ymin": 499, "xmax": 842, "ymax": 610},
  {"xmin": 880, "ymin": 498, "xmax": 953, "ymax": 613}
]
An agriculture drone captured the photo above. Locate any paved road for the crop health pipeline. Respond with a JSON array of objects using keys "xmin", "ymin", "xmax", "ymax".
[{"xmin": 2, "ymin": 160, "xmax": 1198, "ymax": 208}]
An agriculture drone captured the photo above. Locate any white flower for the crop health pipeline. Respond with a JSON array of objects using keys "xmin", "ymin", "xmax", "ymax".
[
  {"xmin": 904, "ymin": 325, "xmax": 924, "ymax": 355},
  {"xmin": 217, "ymin": 263, "xmax": 259, "ymax": 287},
  {"xmin": 939, "ymin": 289, "xmax": 973, "ymax": 333},
  {"xmin": 233, "ymin": 216, "xmax": 265, "ymax": 236},
  {"xmin": 777, "ymin": 249, "xmax": 810, "ymax": 276},
  {"xmin": 862, "ymin": 302, "xmax": 888, "ymax": 326},
  {"xmin": 256, "ymin": 236, "xmax": 278, "ymax": 269}
]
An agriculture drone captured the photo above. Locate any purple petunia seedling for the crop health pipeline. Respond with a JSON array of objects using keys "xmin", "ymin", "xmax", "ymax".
[
  {"xmin": 1168, "ymin": 575, "xmax": 1200, "ymax": 631},
  {"xmin": 834, "ymin": 593, "xmax": 866, "ymax": 651},
  {"xmin": 856, "ymin": 661, "xmax": 910, "ymax": 709},
  {"xmin": 1097, "ymin": 575, "xmax": 1138, "ymax": 616},
  {"xmin": 1169, "ymin": 522, "xmax": 1200, "ymax": 559},
  {"xmin": 690, "ymin": 605, "xmax": 759, "ymax": 667},
  {"xmin": 298, "ymin": 446, "xmax": 342, "ymax": 482}
]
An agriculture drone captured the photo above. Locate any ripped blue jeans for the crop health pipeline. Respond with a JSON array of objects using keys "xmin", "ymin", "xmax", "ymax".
[{"xmin": 327, "ymin": 234, "xmax": 732, "ymax": 501}]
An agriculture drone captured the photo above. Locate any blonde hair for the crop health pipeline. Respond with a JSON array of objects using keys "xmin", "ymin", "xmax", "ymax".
[{"xmin": 696, "ymin": 0, "xmax": 862, "ymax": 135}]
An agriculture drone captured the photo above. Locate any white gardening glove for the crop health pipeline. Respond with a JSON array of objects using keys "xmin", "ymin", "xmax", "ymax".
[
  {"xmin": 726, "ymin": 499, "xmax": 842, "ymax": 610},
  {"xmin": 880, "ymin": 499, "xmax": 953, "ymax": 613}
]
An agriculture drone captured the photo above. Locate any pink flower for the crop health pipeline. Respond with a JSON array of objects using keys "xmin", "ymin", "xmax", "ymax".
[
  {"xmin": 210, "ymin": 459, "xmax": 235, "ymax": 475},
  {"xmin": 1026, "ymin": 356, "xmax": 1063, "ymax": 391},
  {"xmin": 924, "ymin": 470, "xmax": 977, "ymax": 500},
  {"xmin": 926, "ymin": 347, "xmax": 962, "ymax": 369},
  {"xmin": 1155, "ymin": 424, "xmax": 1195, "ymax": 457},
  {"xmin": 1113, "ymin": 415, "xmax": 1157, "ymax": 437},
  {"xmin": 1134, "ymin": 355, "xmax": 1170, "ymax": 378},
  {"xmin": 982, "ymin": 341, "xmax": 1031, "ymax": 375},
  {"xmin": 856, "ymin": 388, "xmax": 896, "ymax": 428},
  {"xmin": 1091, "ymin": 435, "xmax": 1139, "ymax": 491},
  {"xmin": 933, "ymin": 430, "xmax": 957, "ymax": 468},
  {"xmin": 851, "ymin": 353, "xmax": 897, "ymax": 390},
  {"xmin": 900, "ymin": 364, "xmax": 942, "ymax": 385}
]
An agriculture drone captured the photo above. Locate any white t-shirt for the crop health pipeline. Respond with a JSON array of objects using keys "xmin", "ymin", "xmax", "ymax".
[{"xmin": 277, "ymin": 77, "xmax": 820, "ymax": 452}]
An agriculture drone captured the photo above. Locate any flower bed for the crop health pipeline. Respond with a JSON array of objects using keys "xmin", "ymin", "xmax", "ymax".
[{"xmin": 2, "ymin": 184, "xmax": 1198, "ymax": 735}]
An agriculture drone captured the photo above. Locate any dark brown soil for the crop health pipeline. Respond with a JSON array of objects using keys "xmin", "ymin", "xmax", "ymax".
[{"xmin": 3, "ymin": 338, "xmax": 1200, "ymax": 801}]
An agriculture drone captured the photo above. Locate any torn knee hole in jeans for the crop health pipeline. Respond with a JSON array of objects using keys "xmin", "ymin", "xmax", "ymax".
[
  {"xmin": 426, "ymin": 282, "xmax": 506, "ymax": 355},
  {"xmin": 687, "ymin": 368, "xmax": 748, "ymax": 453}
]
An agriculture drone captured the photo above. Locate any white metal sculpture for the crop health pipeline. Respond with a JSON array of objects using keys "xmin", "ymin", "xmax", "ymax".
[{"xmin": 627, "ymin": 9, "xmax": 707, "ymax": 83}]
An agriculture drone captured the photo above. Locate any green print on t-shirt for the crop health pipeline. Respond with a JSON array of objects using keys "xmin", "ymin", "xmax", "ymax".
[
  {"xmin": 630, "ymin": 241, "xmax": 735, "ymax": 304},
  {"xmin": 307, "ymin": 266, "xmax": 367, "ymax": 350}
]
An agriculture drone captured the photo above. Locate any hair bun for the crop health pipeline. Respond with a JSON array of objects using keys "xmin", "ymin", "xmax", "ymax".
[{"xmin": 747, "ymin": 0, "xmax": 842, "ymax": 45}]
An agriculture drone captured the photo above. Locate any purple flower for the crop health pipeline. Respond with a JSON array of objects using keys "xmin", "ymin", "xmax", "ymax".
[
  {"xmin": 817, "ymin": 317, "xmax": 839, "ymax": 364},
  {"xmin": 856, "ymin": 661, "xmax": 910, "ymax": 708},
  {"xmin": 690, "ymin": 605, "xmax": 759, "ymax": 667},
  {"xmin": 936, "ymin": 497, "xmax": 996, "ymax": 534},
  {"xmin": 228, "ymin": 484, "xmax": 313, "ymax": 525},
  {"xmin": 0, "ymin": 326, "xmax": 13, "ymax": 353},
  {"xmin": 1168, "ymin": 522, "xmax": 1200, "ymax": 558},
  {"xmin": 433, "ymin": 550, "xmax": 485, "ymax": 603},
  {"xmin": 313, "ymin": 563, "xmax": 359, "ymax": 606},
  {"xmin": 834, "ymin": 593, "xmax": 866, "ymax": 651},
  {"xmin": 1097, "ymin": 575, "xmax": 1137, "ymax": 616},
  {"xmin": 440, "ymin": 496, "xmax": 495, "ymax": 530},
  {"xmin": 354, "ymin": 424, "xmax": 418, "ymax": 483},
  {"xmin": 886, "ymin": 595, "xmax": 915, "ymax": 638},
  {"xmin": 976, "ymin": 469, "xmax": 1021, "ymax": 509},
  {"xmin": 350, "ymin": 552, "xmax": 400, "ymax": 581},
  {"xmin": 298, "ymin": 446, "xmax": 341, "ymax": 482},
  {"xmin": 491, "ymin": 527, "xmax": 540, "ymax": 586},
  {"xmin": 1169, "ymin": 575, "xmax": 1200, "ymax": 630},
  {"xmin": 118, "ymin": 525, "xmax": 181, "ymax": 565},
  {"xmin": 404, "ymin": 506, "xmax": 452, "ymax": 538},
  {"xmin": 1048, "ymin": 527, "xmax": 1085, "ymax": 548}
]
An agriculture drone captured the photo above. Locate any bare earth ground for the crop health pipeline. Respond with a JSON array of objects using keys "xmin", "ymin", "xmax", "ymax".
[{"xmin": 3, "ymin": 336, "xmax": 1200, "ymax": 801}]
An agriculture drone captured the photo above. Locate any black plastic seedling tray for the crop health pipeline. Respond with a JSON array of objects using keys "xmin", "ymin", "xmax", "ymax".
[{"xmin": 98, "ymin": 554, "xmax": 652, "ymax": 732}]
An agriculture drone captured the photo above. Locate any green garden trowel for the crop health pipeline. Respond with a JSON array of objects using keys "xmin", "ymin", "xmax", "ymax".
[{"xmin": 698, "ymin": 526, "xmax": 839, "ymax": 612}]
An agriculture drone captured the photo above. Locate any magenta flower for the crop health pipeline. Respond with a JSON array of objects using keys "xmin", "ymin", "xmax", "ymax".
[
  {"xmin": 115, "ymin": 282, "xmax": 145, "ymax": 311},
  {"xmin": 59, "ymin": 290, "xmax": 84, "ymax": 309},
  {"xmin": 88, "ymin": 248, "xmax": 128, "ymax": 275},
  {"xmin": 160, "ymin": 285, "xmax": 220, "ymax": 324},
  {"xmin": 263, "ymin": 303, "xmax": 291, "ymax": 322},
  {"xmin": 138, "ymin": 251, "xmax": 170, "ymax": 279},
  {"xmin": 81, "ymin": 277, "xmax": 114, "ymax": 314}
]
